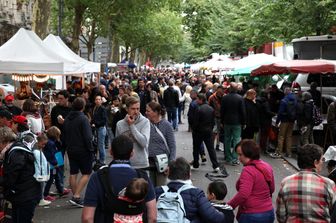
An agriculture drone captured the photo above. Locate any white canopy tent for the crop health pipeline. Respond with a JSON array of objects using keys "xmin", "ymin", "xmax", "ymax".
[
  {"xmin": 43, "ymin": 34, "xmax": 100, "ymax": 73},
  {"xmin": 0, "ymin": 28, "xmax": 65, "ymax": 74}
]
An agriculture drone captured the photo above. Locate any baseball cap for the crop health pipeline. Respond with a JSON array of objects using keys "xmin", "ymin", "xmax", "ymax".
[
  {"xmin": 12, "ymin": 115, "xmax": 28, "ymax": 126},
  {"xmin": 5, "ymin": 94, "xmax": 14, "ymax": 102}
]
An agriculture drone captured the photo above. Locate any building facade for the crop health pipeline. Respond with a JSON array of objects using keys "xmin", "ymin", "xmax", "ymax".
[{"xmin": 0, "ymin": 0, "xmax": 33, "ymax": 45}]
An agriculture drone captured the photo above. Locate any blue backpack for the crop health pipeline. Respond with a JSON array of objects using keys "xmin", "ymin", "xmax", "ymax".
[{"xmin": 157, "ymin": 184, "xmax": 195, "ymax": 223}]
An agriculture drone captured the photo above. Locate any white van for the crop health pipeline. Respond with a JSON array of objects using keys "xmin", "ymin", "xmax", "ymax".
[{"xmin": 293, "ymin": 73, "xmax": 336, "ymax": 96}]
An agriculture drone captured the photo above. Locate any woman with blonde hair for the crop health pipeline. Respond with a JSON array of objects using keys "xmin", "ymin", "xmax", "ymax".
[
  {"xmin": 242, "ymin": 89, "xmax": 259, "ymax": 139},
  {"xmin": 181, "ymin": 85, "xmax": 193, "ymax": 119}
]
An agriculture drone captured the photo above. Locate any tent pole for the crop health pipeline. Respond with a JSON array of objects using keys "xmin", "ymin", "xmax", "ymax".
[{"xmin": 320, "ymin": 73, "xmax": 322, "ymax": 110}]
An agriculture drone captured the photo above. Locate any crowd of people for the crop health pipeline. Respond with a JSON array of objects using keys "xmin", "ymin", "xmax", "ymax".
[{"xmin": 0, "ymin": 69, "xmax": 335, "ymax": 223}]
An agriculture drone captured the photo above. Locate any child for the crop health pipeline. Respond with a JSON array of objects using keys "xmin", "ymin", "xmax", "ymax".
[
  {"xmin": 207, "ymin": 180, "xmax": 234, "ymax": 223},
  {"xmin": 36, "ymin": 133, "xmax": 52, "ymax": 206},
  {"xmin": 114, "ymin": 178, "xmax": 149, "ymax": 223},
  {"xmin": 43, "ymin": 126, "xmax": 70, "ymax": 202}
]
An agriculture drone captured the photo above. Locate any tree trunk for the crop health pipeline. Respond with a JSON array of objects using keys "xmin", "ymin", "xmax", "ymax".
[
  {"xmin": 32, "ymin": 0, "xmax": 51, "ymax": 39},
  {"xmin": 129, "ymin": 47, "xmax": 136, "ymax": 63},
  {"xmin": 111, "ymin": 34, "xmax": 120, "ymax": 63},
  {"xmin": 70, "ymin": 1, "xmax": 87, "ymax": 53},
  {"xmin": 87, "ymin": 43, "xmax": 93, "ymax": 61},
  {"xmin": 125, "ymin": 43, "xmax": 129, "ymax": 61}
]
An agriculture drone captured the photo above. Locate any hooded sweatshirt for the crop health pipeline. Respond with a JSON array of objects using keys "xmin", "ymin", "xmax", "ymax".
[
  {"xmin": 116, "ymin": 114, "xmax": 150, "ymax": 168},
  {"xmin": 63, "ymin": 111, "xmax": 93, "ymax": 155}
]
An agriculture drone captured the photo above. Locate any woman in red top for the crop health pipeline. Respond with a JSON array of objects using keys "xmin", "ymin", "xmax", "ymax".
[{"xmin": 228, "ymin": 139, "xmax": 275, "ymax": 223}]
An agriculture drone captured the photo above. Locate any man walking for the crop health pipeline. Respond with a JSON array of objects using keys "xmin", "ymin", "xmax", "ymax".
[
  {"xmin": 63, "ymin": 97, "xmax": 93, "ymax": 207},
  {"xmin": 220, "ymin": 82, "xmax": 246, "ymax": 166},
  {"xmin": 191, "ymin": 93, "xmax": 220, "ymax": 172},
  {"xmin": 163, "ymin": 80, "xmax": 179, "ymax": 131},
  {"xmin": 115, "ymin": 96, "xmax": 150, "ymax": 169}
]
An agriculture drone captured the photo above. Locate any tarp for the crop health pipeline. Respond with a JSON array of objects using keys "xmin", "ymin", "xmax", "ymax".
[
  {"xmin": 227, "ymin": 53, "xmax": 284, "ymax": 76},
  {"xmin": 251, "ymin": 59, "xmax": 336, "ymax": 76},
  {"xmin": 0, "ymin": 28, "xmax": 65, "ymax": 74},
  {"xmin": 43, "ymin": 34, "xmax": 101, "ymax": 73},
  {"xmin": 200, "ymin": 58, "xmax": 233, "ymax": 71}
]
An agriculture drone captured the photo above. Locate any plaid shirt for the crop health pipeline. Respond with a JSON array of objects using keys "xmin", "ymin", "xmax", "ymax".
[{"xmin": 276, "ymin": 170, "xmax": 336, "ymax": 223}]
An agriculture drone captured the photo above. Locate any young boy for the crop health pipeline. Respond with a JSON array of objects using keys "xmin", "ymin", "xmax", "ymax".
[
  {"xmin": 36, "ymin": 133, "xmax": 52, "ymax": 206},
  {"xmin": 207, "ymin": 180, "xmax": 235, "ymax": 223},
  {"xmin": 114, "ymin": 178, "xmax": 149, "ymax": 223}
]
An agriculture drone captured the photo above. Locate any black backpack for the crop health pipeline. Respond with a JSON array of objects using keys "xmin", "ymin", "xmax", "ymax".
[{"xmin": 97, "ymin": 166, "xmax": 147, "ymax": 220}]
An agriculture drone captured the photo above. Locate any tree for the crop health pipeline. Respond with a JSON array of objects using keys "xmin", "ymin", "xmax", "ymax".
[{"xmin": 32, "ymin": 0, "xmax": 52, "ymax": 39}]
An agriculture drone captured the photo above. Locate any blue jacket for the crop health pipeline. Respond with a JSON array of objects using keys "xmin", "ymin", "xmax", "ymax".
[
  {"xmin": 43, "ymin": 139, "xmax": 59, "ymax": 167},
  {"xmin": 155, "ymin": 181, "xmax": 226, "ymax": 223},
  {"xmin": 276, "ymin": 93, "xmax": 298, "ymax": 124}
]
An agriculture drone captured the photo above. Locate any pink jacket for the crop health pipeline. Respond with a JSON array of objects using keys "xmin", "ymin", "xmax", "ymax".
[{"xmin": 228, "ymin": 160, "xmax": 274, "ymax": 217}]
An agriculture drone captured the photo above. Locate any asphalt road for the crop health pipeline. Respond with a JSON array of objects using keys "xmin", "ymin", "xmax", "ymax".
[{"xmin": 34, "ymin": 118, "xmax": 297, "ymax": 223}]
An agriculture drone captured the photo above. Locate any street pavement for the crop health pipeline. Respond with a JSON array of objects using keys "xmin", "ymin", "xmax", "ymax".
[{"xmin": 34, "ymin": 118, "xmax": 297, "ymax": 223}]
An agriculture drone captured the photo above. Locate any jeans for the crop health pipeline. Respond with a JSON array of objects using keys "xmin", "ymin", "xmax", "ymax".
[
  {"xmin": 97, "ymin": 126, "xmax": 107, "ymax": 163},
  {"xmin": 107, "ymin": 127, "xmax": 114, "ymax": 146},
  {"xmin": 223, "ymin": 124, "xmax": 241, "ymax": 162},
  {"xmin": 166, "ymin": 107, "xmax": 178, "ymax": 130},
  {"xmin": 12, "ymin": 199, "xmax": 39, "ymax": 223},
  {"xmin": 239, "ymin": 209, "xmax": 275, "ymax": 223},
  {"xmin": 192, "ymin": 130, "xmax": 219, "ymax": 169},
  {"xmin": 44, "ymin": 169, "xmax": 63, "ymax": 196}
]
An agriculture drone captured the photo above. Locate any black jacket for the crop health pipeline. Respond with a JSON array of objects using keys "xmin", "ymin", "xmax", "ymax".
[
  {"xmin": 63, "ymin": 111, "xmax": 93, "ymax": 154},
  {"xmin": 163, "ymin": 87, "xmax": 179, "ymax": 108},
  {"xmin": 192, "ymin": 103, "xmax": 215, "ymax": 132},
  {"xmin": 220, "ymin": 92, "xmax": 246, "ymax": 125},
  {"xmin": 297, "ymin": 99, "xmax": 314, "ymax": 126},
  {"xmin": 256, "ymin": 96, "xmax": 274, "ymax": 127},
  {"xmin": 3, "ymin": 143, "xmax": 41, "ymax": 204},
  {"xmin": 92, "ymin": 106, "xmax": 107, "ymax": 128},
  {"xmin": 244, "ymin": 98, "xmax": 260, "ymax": 128}
]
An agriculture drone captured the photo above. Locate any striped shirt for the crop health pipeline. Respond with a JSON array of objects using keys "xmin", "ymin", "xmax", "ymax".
[{"xmin": 276, "ymin": 170, "xmax": 336, "ymax": 223}]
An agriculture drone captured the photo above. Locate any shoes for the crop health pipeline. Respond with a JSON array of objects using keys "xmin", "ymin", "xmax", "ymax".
[
  {"xmin": 69, "ymin": 197, "xmax": 84, "ymax": 208},
  {"xmin": 178, "ymin": 121, "xmax": 183, "ymax": 124},
  {"xmin": 39, "ymin": 199, "xmax": 51, "ymax": 206},
  {"xmin": 44, "ymin": 195, "xmax": 56, "ymax": 202},
  {"xmin": 221, "ymin": 167, "xmax": 229, "ymax": 177},
  {"xmin": 270, "ymin": 152, "xmax": 282, "ymax": 159},
  {"xmin": 60, "ymin": 188, "xmax": 71, "ymax": 197},
  {"xmin": 216, "ymin": 145, "xmax": 224, "ymax": 152},
  {"xmin": 226, "ymin": 160, "xmax": 240, "ymax": 166},
  {"xmin": 201, "ymin": 155, "xmax": 207, "ymax": 164},
  {"xmin": 191, "ymin": 165, "xmax": 199, "ymax": 170},
  {"xmin": 213, "ymin": 167, "xmax": 220, "ymax": 173}
]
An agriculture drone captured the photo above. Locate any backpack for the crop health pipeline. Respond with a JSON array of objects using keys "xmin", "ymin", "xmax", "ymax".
[
  {"xmin": 157, "ymin": 184, "xmax": 195, "ymax": 223},
  {"xmin": 285, "ymin": 100, "xmax": 297, "ymax": 122},
  {"xmin": 312, "ymin": 103, "xmax": 323, "ymax": 126},
  {"xmin": 7, "ymin": 141, "xmax": 50, "ymax": 183},
  {"xmin": 97, "ymin": 166, "xmax": 146, "ymax": 221}
]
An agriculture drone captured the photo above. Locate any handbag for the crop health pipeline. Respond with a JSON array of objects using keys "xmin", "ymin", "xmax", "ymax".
[{"xmin": 152, "ymin": 124, "xmax": 169, "ymax": 173}]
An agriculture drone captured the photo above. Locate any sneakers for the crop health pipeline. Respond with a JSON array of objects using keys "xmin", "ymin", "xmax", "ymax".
[
  {"xmin": 216, "ymin": 145, "xmax": 224, "ymax": 152},
  {"xmin": 201, "ymin": 155, "xmax": 207, "ymax": 164},
  {"xmin": 60, "ymin": 188, "xmax": 71, "ymax": 197},
  {"xmin": 39, "ymin": 199, "xmax": 51, "ymax": 206},
  {"xmin": 270, "ymin": 152, "xmax": 282, "ymax": 159},
  {"xmin": 44, "ymin": 195, "xmax": 56, "ymax": 202},
  {"xmin": 226, "ymin": 160, "xmax": 240, "ymax": 166},
  {"xmin": 69, "ymin": 197, "xmax": 84, "ymax": 208},
  {"xmin": 213, "ymin": 167, "xmax": 220, "ymax": 173}
]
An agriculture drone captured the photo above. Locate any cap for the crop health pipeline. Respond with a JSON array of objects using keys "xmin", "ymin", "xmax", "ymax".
[
  {"xmin": 5, "ymin": 94, "xmax": 14, "ymax": 102},
  {"xmin": 12, "ymin": 115, "xmax": 28, "ymax": 126}
]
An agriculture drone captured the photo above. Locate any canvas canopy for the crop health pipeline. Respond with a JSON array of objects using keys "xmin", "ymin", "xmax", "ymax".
[
  {"xmin": 227, "ymin": 53, "xmax": 284, "ymax": 76},
  {"xmin": 43, "ymin": 34, "xmax": 100, "ymax": 73},
  {"xmin": 251, "ymin": 59, "xmax": 336, "ymax": 76},
  {"xmin": 0, "ymin": 28, "xmax": 65, "ymax": 74}
]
